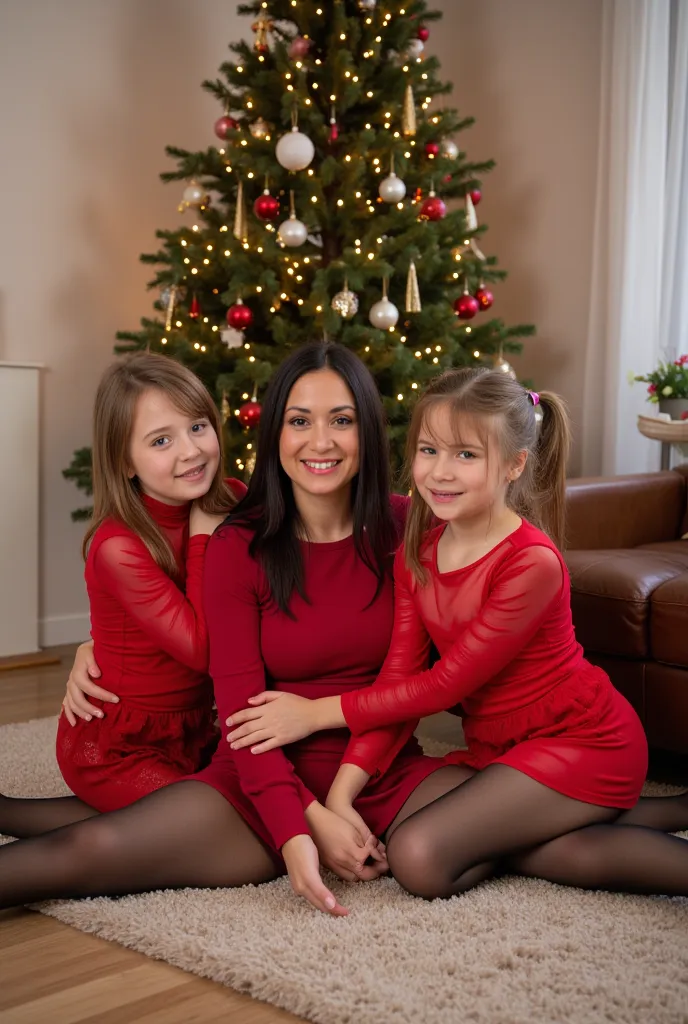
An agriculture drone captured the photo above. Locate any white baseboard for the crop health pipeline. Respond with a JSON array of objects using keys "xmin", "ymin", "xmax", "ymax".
[{"xmin": 39, "ymin": 613, "xmax": 90, "ymax": 648}]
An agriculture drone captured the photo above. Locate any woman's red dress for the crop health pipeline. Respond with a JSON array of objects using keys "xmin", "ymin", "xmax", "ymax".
[
  {"xmin": 341, "ymin": 520, "xmax": 648, "ymax": 809},
  {"xmin": 193, "ymin": 497, "xmax": 447, "ymax": 857},
  {"xmin": 55, "ymin": 484, "xmax": 244, "ymax": 812}
]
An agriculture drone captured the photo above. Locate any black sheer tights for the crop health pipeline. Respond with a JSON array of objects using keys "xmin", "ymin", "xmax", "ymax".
[
  {"xmin": 386, "ymin": 765, "xmax": 688, "ymax": 900},
  {"xmin": 0, "ymin": 781, "xmax": 279, "ymax": 910},
  {"xmin": 0, "ymin": 794, "xmax": 99, "ymax": 837}
]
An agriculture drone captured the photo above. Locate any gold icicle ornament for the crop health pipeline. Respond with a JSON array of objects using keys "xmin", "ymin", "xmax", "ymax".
[
  {"xmin": 164, "ymin": 284, "xmax": 178, "ymax": 332},
  {"xmin": 402, "ymin": 84, "xmax": 417, "ymax": 137},
  {"xmin": 234, "ymin": 178, "xmax": 247, "ymax": 241},
  {"xmin": 221, "ymin": 391, "xmax": 230, "ymax": 423},
  {"xmin": 405, "ymin": 260, "xmax": 421, "ymax": 313}
]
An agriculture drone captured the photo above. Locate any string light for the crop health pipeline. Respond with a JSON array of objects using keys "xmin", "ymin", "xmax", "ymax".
[
  {"xmin": 345, "ymin": 155, "xmax": 352, "ymax": 162},
  {"xmin": 180, "ymin": 240, "xmax": 187, "ymax": 247},
  {"xmin": 224, "ymin": 250, "xmax": 231, "ymax": 256},
  {"xmin": 315, "ymin": 304, "xmax": 322, "ymax": 311},
  {"xmin": 206, "ymin": 244, "xmax": 213, "ymax": 251},
  {"xmin": 191, "ymin": 267, "xmax": 198, "ymax": 275},
  {"xmin": 337, "ymin": 199, "xmax": 344, "ymax": 206},
  {"xmin": 237, "ymin": 66, "xmax": 243, "ymax": 73},
  {"xmin": 466, "ymin": 327, "xmax": 472, "ymax": 333},
  {"xmin": 411, "ymin": 382, "xmax": 418, "ymax": 389},
  {"xmin": 473, "ymin": 350, "xmax": 480, "ymax": 358},
  {"xmin": 183, "ymin": 257, "xmax": 190, "ymax": 264},
  {"xmin": 161, "ymin": 337, "xmax": 168, "ymax": 344},
  {"xmin": 203, "ymin": 258, "xmax": 210, "ymax": 265},
  {"xmin": 397, "ymin": 393, "xmax": 404, "ymax": 400}
]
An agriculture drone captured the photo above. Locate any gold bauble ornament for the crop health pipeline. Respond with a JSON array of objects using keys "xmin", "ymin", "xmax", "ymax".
[
  {"xmin": 331, "ymin": 279, "xmax": 359, "ymax": 319},
  {"xmin": 250, "ymin": 117, "xmax": 271, "ymax": 140}
]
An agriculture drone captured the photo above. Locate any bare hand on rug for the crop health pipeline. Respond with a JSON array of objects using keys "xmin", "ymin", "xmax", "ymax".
[
  {"xmin": 62, "ymin": 640, "xmax": 119, "ymax": 726},
  {"xmin": 227, "ymin": 691, "xmax": 318, "ymax": 751},
  {"xmin": 306, "ymin": 800, "xmax": 388, "ymax": 884},
  {"xmin": 282, "ymin": 833, "xmax": 349, "ymax": 916}
]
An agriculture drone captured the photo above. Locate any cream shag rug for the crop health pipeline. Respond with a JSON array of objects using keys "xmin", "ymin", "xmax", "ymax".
[{"xmin": 1, "ymin": 716, "xmax": 687, "ymax": 1024}]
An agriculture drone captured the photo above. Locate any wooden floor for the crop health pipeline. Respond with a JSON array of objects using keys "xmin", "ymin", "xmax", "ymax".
[{"xmin": 0, "ymin": 646, "xmax": 301, "ymax": 1024}]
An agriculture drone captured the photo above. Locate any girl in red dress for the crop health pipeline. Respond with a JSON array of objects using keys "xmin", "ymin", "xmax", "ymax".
[
  {"xmin": 0, "ymin": 353, "xmax": 242, "ymax": 835},
  {"xmin": 227, "ymin": 367, "xmax": 688, "ymax": 900},
  {"xmin": 0, "ymin": 344, "xmax": 463, "ymax": 917}
]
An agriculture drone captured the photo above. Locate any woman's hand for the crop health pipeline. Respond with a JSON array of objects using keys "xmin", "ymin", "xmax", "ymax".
[
  {"xmin": 189, "ymin": 503, "xmax": 227, "ymax": 537},
  {"xmin": 306, "ymin": 801, "xmax": 387, "ymax": 884},
  {"xmin": 62, "ymin": 641, "xmax": 118, "ymax": 726},
  {"xmin": 226, "ymin": 692, "xmax": 318, "ymax": 752},
  {"xmin": 281, "ymin": 833, "xmax": 349, "ymax": 917}
]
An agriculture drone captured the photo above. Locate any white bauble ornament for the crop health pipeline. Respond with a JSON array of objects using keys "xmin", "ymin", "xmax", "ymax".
[
  {"xmin": 357, "ymin": 0, "xmax": 377, "ymax": 9},
  {"xmin": 369, "ymin": 297, "xmax": 399, "ymax": 330},
  {"xmin": 276, "ymin": 127, "xmax": 315, "ymax": 171},
  {"xmin": 278, "ymin": 214, "xmax": 308, "ymax": 247},
  {"xmin": 378, "ymin": 172, "xmax": 406, "ymax": 203},
  {"xmin": 182, "ymin": 180, "xmax": 206, "ymax": 205},
  {"xmin": 440, "ymin": 138, "xmax": 459, "ymax": 160},
  {"xmin": 406, "ymin": 39, "xmax": 424, "ymax": 59},
  {"xmin": 331, "ymin": 288, "xmax": 359, "ymax": 319}
]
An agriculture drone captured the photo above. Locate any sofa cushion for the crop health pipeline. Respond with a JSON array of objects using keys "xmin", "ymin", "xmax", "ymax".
[
  {"xmin": 645, "ymin": 662, "xmax": 688, "ymax": 753},
  {"xmin": 565, "ymin": 549, "xmax": 687, "ymax": 658},
  {"xmin": 638, "ymin": 540, "xmax": 688, "ymax": 564},
  {"xmin": 651, "ymin": 571, "xmax": 688, "ymax": 667}
]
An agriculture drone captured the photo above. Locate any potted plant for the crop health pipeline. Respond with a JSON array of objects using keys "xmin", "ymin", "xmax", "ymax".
[{"xmin": 633, "ymin": 356, "xmax": 688, "ymax": 420}]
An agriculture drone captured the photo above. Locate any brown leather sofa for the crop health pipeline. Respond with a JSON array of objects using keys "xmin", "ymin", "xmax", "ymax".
[{"xmin": 565, "ymin": 466, "xmax": 688, "ymax": 754}]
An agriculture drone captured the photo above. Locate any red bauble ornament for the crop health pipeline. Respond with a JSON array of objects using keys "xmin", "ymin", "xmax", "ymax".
[
  {"xmin": 214, "ymin": 115, "xmax": 238, "ymax": 140},
  {"xmin": 253, "ymin": 190, "xmax": 280, "ymax": 221},
  {"xmin": 469, "ymin": 189, "xmax": 482, "ymax": 205},
  {"xmin": 226, "ymin": 300, "xmax": 253, "ymax": 330},
  {"xmin": 238, "ymin": 399, "xmax": 262, "ymax": 428},
  {"xmin": 289, "ymin": 35, "xmax": 311, "ymax": 59},
  {"xmin": 418, "ymin": 26, "xmax": 430, "ymax": 41},
  {"xmin": 420, "ymin": 194, "xmax": 446, "ymax": 221},
  {"xmin": 475, "ymin": 286, "xmax": 494, "ymax": 311},
  {"xmin": 425, "ymin": 141, "xmax": 440, "ymax": 157},
  {"xmin": 443, "ymin": 173, "xmax": 453, "ymax": 183},
  {"xmin": 189, "ymin": 295, "xmax": 201, "ymax": 320},
  {"xmin": 329, "ymin": 118, "xmax": 339, "ymax": 143},
  {"xmin": 454, "ymin": 294, "xmax": 480, "ymax": 320}
]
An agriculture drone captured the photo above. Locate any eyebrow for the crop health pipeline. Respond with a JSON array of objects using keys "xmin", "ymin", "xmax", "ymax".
[
  {"xmin": 142, "ymin": 425, "xmax": 173, "ymax": 440},
  {"xmin": 285, "ymin": 405, "xmax": 356, "ymax": 414},
  {"xmin": 418, "ymin": 435, "xmax": 484, "ymax": 451}
]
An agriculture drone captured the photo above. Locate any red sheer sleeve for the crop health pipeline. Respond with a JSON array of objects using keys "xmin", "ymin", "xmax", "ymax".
[
  {"xmin": 340, "ymin": 548, "xmax": 431, "ymax": 776},
  {"xmin": 203, "ymin": 526, "xmax": 315, "ymax": 850},
  {"xmin": 91, "ymin": 532, "xmax": 210, "ymax": 672},
  {"xmin": 342, "ymin": 544, "xmax": 564, "ymax": 732}
]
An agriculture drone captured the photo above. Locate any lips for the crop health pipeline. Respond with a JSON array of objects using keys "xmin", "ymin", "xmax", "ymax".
[
  {"xmin": 177, "ymin": 464, "xmax": 206, "ymax": 480},
  {"xmin": 301, "ymin": 459, "xmax": 342, "ymax": 474},
  {"xmin": 429, "ymin": 489, "xmax": 463, "ymax": 502}
]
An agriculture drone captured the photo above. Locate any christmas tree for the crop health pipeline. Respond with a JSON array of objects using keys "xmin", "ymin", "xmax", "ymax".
[{"xmin": 65, "ymin": 0, "xmax": 534, "ymax": 517}]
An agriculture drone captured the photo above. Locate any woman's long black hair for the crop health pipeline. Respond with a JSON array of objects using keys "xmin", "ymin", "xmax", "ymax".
[{"xmin": 227, "ymin": 342, "xmax": 397, "ymax": 614}]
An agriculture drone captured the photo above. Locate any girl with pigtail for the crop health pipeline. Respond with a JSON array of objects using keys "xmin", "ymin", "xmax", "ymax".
[{"xmin": 228, "ymin": 366, "xmax": 688, "ymax": 901}]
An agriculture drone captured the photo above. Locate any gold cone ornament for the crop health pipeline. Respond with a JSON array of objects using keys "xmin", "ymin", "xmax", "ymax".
[
  {"xmin": 234, "ymin": 179, "xmax": 248, "ymax": 241},
  {"xmin": 465, "ymin": 192, "xmax": 479, "ymax": 232},
  {"xmin": 405, "ymin": 260, "xmax": 421, "ymax": 313},
  {"xmin": 402, "ymin": 84, "xmax": 417, "ymax": 136}
]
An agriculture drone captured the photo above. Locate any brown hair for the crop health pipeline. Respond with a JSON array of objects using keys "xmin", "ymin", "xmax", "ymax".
[
  {"xmin": 404, "ymin": 367, "xmax": 571, "ymax": 582},
  {"xmin": 83, "ymin": 353, "xmax": 237, "ymax": 576}
]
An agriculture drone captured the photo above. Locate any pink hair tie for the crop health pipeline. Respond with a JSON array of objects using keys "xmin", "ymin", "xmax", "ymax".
[{"xmin": 527, "ymin": 391, "xmax": 540, "ymax": 407}]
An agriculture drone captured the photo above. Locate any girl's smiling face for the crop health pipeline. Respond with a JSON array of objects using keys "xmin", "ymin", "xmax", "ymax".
[{"xmin": 128, "ymin": 387, "xmax": 220, "ymax": 505}]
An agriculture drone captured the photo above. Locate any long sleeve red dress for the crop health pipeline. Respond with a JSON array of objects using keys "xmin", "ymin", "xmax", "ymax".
[
  {"xmin": 56, "ymin": 482, "xmax": 245, "ymax": 812},
  {"xmin": 192, "ymin": 496, "xmax": 447, "ymax": 857},
  {"xmin": 341, "ymin": 520, "xmax": 648, "ymax": 810}
]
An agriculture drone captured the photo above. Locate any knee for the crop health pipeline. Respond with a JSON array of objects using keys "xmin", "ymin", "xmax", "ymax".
[
  {"xmin": 387, "ymin": 827, "xmax": 452, "ymax": 900},
  {"xmin": 54, "ymin": 817, "xmax": 123, "ymax": 865}
]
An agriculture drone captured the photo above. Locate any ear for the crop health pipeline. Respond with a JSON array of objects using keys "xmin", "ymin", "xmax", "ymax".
[{"xmin": 508, "ymin": 450, "xmax": 528, "ymax": 482}]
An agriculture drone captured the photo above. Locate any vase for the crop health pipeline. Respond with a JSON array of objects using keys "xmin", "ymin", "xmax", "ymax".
[{"xmin": 658, "ymin": 397, "xmax": 688, "ymax": 420}]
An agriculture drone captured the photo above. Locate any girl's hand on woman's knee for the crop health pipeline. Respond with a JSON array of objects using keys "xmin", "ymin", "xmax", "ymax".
[
  {"xmin": 62, "ymin": 641, "xmax": 118, "ymax": 726},
  {"xmin": 281, "ymin": 833, "xmax": 349, "ymax": 917}
]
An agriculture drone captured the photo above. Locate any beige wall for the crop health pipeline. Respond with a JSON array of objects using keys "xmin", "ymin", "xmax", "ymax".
[{"xmin": 0, "ymin": 0, "xmax": 603, "ymax": 645}]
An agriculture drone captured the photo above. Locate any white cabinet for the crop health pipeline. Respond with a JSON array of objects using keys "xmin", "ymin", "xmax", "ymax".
[{"xmin": 0, "ymin": 362, "xmax": 41, "ymax": 657}]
